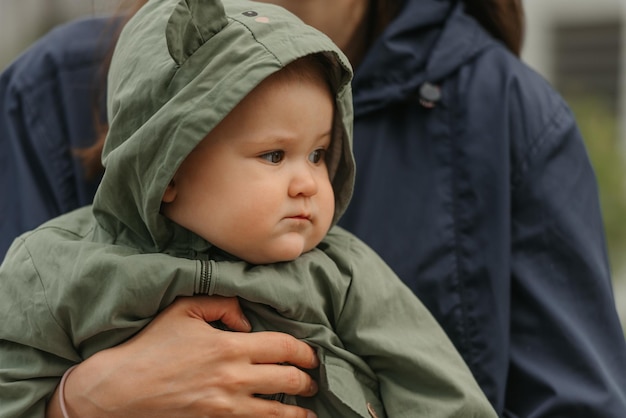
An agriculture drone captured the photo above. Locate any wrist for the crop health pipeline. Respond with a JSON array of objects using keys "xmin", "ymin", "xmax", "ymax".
[
  {"xmin": 62, "ymin": 348, "xmax": 129, "ymax": 417},
  {"xmin": 58, "ymin": 365, "xmax": 78, "ymax": 418},
  {"xmin": 46, "ymin": 366, "xmax": 78, "ymax": 418}
]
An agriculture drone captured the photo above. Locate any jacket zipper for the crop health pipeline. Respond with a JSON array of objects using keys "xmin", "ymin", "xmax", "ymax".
[{"xmin": 198, "ymin": 259, "xmax": 212, "ymax": 294}]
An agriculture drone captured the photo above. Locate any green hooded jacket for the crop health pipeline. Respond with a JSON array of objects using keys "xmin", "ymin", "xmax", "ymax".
[{"xmin": 0, "ymin": 0, "xmax": 496, "ymax": 416}]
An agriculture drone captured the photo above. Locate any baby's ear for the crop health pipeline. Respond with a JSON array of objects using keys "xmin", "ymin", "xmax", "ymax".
[{"xmin": 162, "ymin": 180, "xmax": 178, "ymax": 203}]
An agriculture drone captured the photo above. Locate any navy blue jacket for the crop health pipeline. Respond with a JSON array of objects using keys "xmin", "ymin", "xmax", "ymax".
[
  {"xmin": 0, "ymin": 17, "xmax": 115, "ymax": 256},
  {"xmin": 340, "ymin": 0, "xmax": 626, "ymax": 416},
  {"xmin": 1, "ymin": 1, "xmax": 625, "ymax": 417}
]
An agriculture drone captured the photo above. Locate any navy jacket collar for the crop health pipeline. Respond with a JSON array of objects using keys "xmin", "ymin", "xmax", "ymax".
[{"xmin": 353, "ymin": 0, "xmax": 495, "ymax": 116}]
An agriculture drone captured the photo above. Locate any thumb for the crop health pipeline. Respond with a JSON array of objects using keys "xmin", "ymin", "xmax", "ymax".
[{"xmin": 179, "ymin": 295, "xmax": 252, "ymax": 332}]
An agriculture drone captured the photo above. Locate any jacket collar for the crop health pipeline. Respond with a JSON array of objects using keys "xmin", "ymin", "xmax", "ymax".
[{"xmin": 353, "ymin": 0, "xmax": 495, "ymax": 116}]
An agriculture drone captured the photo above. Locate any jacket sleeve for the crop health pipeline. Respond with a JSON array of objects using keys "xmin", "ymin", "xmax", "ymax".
[
  {"xmin": 0, "ymin": 239, "xmax": 80, "ymax": 417},
  {"xmin": 330, "ymin": 233, "xmax": 497, "ymax": 418},
  {"xmin": 506, "ymin": 91, "xmax": 626, "ymax": 416},
  {"xmin": 0, "ymin": 229, "xmax": 199, "ymax": 418}
]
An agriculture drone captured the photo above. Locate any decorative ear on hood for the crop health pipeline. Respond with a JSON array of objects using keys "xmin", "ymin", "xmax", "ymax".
[{"xmin": 166, "ymin": 0, "xmax": 228, "ymax": 65}]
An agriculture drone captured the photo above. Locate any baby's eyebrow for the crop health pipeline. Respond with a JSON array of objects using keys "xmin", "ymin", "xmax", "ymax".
[
  {"xmin": 247, "ymin": 130, "xmax": 332, "ymax": 146},
  {"xmin": 247, "ymin": 135, "xmax": 294, "ymax": 146}
]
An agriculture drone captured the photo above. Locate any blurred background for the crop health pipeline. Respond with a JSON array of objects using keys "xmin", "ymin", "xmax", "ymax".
[{"xmin": 1, "ymin": 0, "xmax": 625, "ymax": 330}]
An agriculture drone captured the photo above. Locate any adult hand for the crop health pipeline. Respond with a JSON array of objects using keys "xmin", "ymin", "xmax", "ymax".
[{"xmin": 47, "ymin": 296, "xmax": 319, "ymax": 418}]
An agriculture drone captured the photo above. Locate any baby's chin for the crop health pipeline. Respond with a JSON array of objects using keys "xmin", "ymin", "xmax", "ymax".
[
  {"xmin": 239, "ymin": 240, "xmax": 319, "ymax": 265},
  {"xmin": 242, "ymin": 249, "xmax": 304, "ymax": 265}
]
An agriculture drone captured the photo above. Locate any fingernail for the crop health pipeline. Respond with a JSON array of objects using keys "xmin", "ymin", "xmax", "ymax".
[
  {"xmin": 312, "ymin": 354, "xmax": 319, "ymax": 367},
  {"xmin": 241, "ymin": 315, "xmax": 251, "ymax": 330},
  {"xmin": 307, "ymin": 411, "xmax": 317, "ymax": 418},
  {"xmin": 310, "ymin": 380, "xmax": 318, "ymax": 394}
]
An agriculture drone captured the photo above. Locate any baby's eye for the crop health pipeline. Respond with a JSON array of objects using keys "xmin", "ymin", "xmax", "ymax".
[
  {"xmin": 260, "ymin": 151, "xmax": 285, "ymax": 164},
  {"xmin": 308, "ymin": 149, "xmax": 326, "ymax": 164}
]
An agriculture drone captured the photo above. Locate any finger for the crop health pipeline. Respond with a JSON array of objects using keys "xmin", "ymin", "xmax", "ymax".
[
  {"xmin": 243, "ymin": 364, "xmax": 318, "ymax": 397},
  {"xmin": 240, "ymin": 397, "xmax": 317, "ymax": 418},
  {"xmin": 245, "ymin": 332, "xmax": 319, "ymax": 369},
  {"xmin": 176, "ymin": 296, "xmax": 252, "ymax": 332}
]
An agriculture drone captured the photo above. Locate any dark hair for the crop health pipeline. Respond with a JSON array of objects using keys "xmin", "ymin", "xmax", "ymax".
[
  {"xmin": 281, "ymin": 54, "xmax": 337, "ymax": 94},
  {"xmin": 77, "ymin": 0, "xmax": 148, "ymax": 179},
  {"xmin": 366, "ymin": 0, "xmax": 403, "ymax": 49},
  {"xmin": 462, "ymin": 0, "xmax": 525, "ymax": 56}
]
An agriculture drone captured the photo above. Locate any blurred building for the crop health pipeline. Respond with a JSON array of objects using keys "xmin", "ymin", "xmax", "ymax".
[
  {"xmin": 524, "ymin": 0, "xmax": 626, "ymax": 139},
  {"xmin": 0, "ymin": 0, "xmax": 122, "ymax": 69}
]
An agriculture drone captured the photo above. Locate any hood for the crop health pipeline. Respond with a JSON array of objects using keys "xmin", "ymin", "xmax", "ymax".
[
  {"xmin": 353, "ymin": 0, "xmax": 495, "ymax": 116},
  {"xmin": 93, "ymin": 0, "xmax": 354, "ymax": 255}
]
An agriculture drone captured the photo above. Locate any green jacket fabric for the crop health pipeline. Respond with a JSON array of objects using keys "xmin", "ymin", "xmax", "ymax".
[{"xmin": 0, "ymin": 0, "xmax": 496, "ymax": 416}]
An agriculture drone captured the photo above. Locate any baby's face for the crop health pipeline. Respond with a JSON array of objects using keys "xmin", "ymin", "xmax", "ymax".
[{"xmin": 162, "ymin": 67, "xmax": 335, "ymax": 264}]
